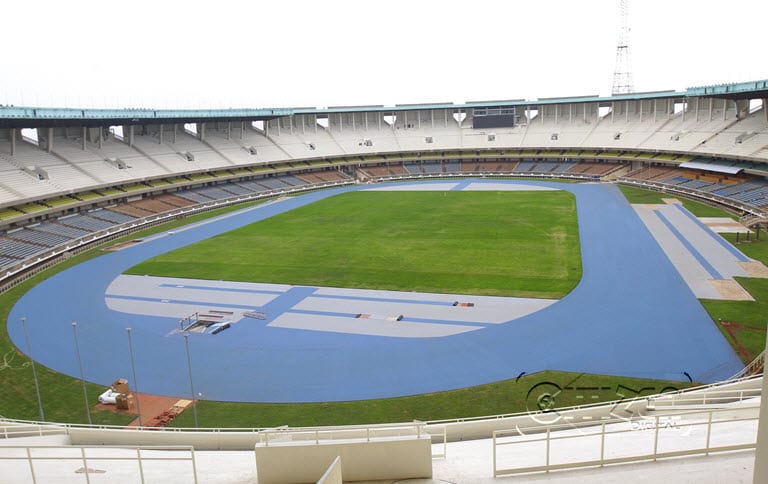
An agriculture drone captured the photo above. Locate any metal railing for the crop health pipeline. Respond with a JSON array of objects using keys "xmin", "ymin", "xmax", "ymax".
[
  {"xmin": 256, "ymin": 421, "xmax": 447, "ymax": 458},
  {"xmin": 0, "ymin": 445, "xmax": 198, "ymax": 484},
  {"xmin": 493, "ymin": 405, "xmax": 759, "ymax": 477}
]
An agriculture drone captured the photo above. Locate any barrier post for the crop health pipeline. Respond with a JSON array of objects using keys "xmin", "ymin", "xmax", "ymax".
[
  {"xmin": 26, "ymin": 447, "xmax": 37, "ymax": 484},
  {"xmin": 136, "ymin": 448, "xmax": 145, "ymax": 484},
  {"xmin": 753, "ymin": 329, "xmax": 768, "ymax": 483}
]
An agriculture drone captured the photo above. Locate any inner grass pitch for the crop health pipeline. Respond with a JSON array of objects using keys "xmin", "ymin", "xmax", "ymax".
[{"xmin": 127, "ymin": 190, "xmax": 582, "ymax": 299}]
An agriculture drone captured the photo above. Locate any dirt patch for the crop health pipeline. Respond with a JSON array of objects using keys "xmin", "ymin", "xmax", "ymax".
[
  {"xmin": 739, "ymin": 261, "xmax": 768, "ymax": 278},
  {"xmin": 662, "ymin": 198, "xmax": 682, "ymax": 205},
  {"xmin": 709, "ymin": 279, "xmax": 754, "ymax": 301},
  {"xmin": 102, "ymin": 239, "xmax": 143, "ymax": 252},
  {"xmin": 96, "ymin": 392, "xmax": 192, "ymax": 427}
]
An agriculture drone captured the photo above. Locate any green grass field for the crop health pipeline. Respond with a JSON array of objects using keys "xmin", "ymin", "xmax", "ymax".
[
  {"xmin": 700, "ymin": 232, "xmax": 768, "ymax": 363},
  {"xmin": 127, "ymin": 190, "xmax": 582, "ymax": 299}
]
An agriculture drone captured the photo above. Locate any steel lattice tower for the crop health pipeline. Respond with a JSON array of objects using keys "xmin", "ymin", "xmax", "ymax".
[{"xmin": 611, "ymin": 0, "xmax": 635, "ymax": 95}]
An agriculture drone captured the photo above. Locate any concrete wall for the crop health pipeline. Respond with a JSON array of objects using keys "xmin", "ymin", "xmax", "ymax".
[{"xmin": 254, "ymin": 436, "xmax": 432, "ymax": 484}]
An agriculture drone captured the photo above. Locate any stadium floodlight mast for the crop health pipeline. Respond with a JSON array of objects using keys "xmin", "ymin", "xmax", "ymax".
[
  {"xmin": 71, "ymin": 322, "xmax": 92, "ymax": 425},
  {"xmin": 183, "ymin": 332, "xmax": 199, "ymax": 428},
  {"xmin": 20, "ymin": 317, "xmax": 44, "ymax": 422},
  {"xmin": 126, "ymin": 327, "xmax": 142, "ymax": 427}
]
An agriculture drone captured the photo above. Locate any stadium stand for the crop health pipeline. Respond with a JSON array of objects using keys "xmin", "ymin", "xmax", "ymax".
[{"xmin": 1, "ymin": 78, "xmax": 768, "ymax": 481}]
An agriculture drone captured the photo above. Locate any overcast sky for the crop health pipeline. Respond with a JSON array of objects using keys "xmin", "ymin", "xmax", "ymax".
[{"xmin": 1, "ymin": 0, "xmax": 765, "ymax": 109}]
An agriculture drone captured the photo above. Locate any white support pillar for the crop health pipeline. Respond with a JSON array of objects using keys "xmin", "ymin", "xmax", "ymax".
[
  {"xmin": 569, "ymin": 104, "xmax": 572, "ymax": 123},
  {"xmin": 430, "ymin": 109, "xmax": 434, "ymax": 128},
  {"xmin": 653, "ymin": 99, "xmax": 657, "ymax": 123},
  {"xmin": 47, "ymin": 127, "xmax": 54, "ymax": 152},
  {"xmin": 10, "ymin": 128, "xmax": 16, "ymax": 155},
  {"xmin": 625, "ymin": 101, "xmax": 629, "ymax": 123},
  {"xmin": 81, "ymin": 126, "xmax": 86, "ymax": 149},
  {"xmin": 172, "ymin": 124, "xmax": 177, "ymax": 144},
  {"xmin": 753, "ymin": 331, "xmax": 768, "ymax": 483},
  {"xmin": 198, "ymin": 122, "xmax": 206, "ymax": 141},
  {"xmin": 709, "ymin": 98, "xmax": 713, "ymax": 121},
  {"xmin": 364, "ymin": 112, "xmax": 368, "ymax": 131},
  {"xmin": 639, "ymin": 100, "xmax": 643, "ymax": 123},
  {"xmin": 240, "ymin": 121, "xmax": 244, "ymax": 139},
  {"xmin": 352, "ymin": 112, "xmax": 356, "ymax": 131},
  {"xmin": 227, "ymin": 122, "xmax": 231, "ymax": 140},
  {"xmin": 128, "ymin": 125, "xmax": 134, "ymax": 147},
  {"xmin": 611, "ymin": 102, "xmax": 615, "ymax": 123},
  {"xmin": 159, "ymin": 124, "xmax": 164, "ymax": 144},
  {"xmin": 695, "ymin": 97, "xmax": 700, "ymax": 122}
]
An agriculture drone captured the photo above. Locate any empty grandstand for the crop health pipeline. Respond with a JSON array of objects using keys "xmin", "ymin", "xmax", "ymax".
[{"xmin": 1, "ymin": 78, "xmax": 768, "ymax": 482}]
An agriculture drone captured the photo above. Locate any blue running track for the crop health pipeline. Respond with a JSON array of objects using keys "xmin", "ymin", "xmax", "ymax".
[{"xmin": 8, "ymin": 180, "xmax": 743, "ymax": 402}]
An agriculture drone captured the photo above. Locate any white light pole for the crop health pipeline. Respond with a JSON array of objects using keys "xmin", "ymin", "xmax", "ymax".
[
  {"xmin": 71, "ymin": 322, "xmax": 91, "ymax": 425},
  {"xmin": 20, "ymin": 317, "xmax": 44, "ymax": 422},
  {"xmin": 126, "ymin": 327, "xmax": 142, "ymax": 427},
  {"xmin": 183, "ymin": 332, "xmax": 199, "ymax": 428}
]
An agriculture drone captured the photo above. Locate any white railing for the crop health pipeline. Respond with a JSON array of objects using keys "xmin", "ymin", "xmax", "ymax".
[
  {"xmin": 493, "ymin": 405, "xmax": 759, "ymax": 477},
  {"xmin": 0, "ymin": 445, "xmax": 198, "ymax": 484},
  {"xmin": 257, "ymin": 421, "xmax": 447, "ymax": 458},
  {"xmin": 731, "ymin": 349, "xmax": 766, "ymax": 380}
]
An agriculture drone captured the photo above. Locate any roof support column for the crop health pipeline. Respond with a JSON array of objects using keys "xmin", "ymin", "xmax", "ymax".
[
  {"xmin": 172, "ymin": 124, "xmax": 177, "ymax": 144},
  {"xmin": 695, "ymin": 97, "xmax": 700, "ymax": 122},
  {"xmin": 611, "ymin": 102, "xmax": 615, "ymax": 123},
  {"xmin": 81, "ymin": 126, "xmax": 86, "ymax": 150},
  {"xmin": 754, "ymin": 330, "xmax": 768, "ymax": 483},
  {"xmin": 227, "ymin": 122, "xmax": 231, "ymax": 140},
  {"xmin": 709, "ymin": 98, "xmax": 713, "ymax": 121},
  {"xmin": 625, "ymin": 101, "xmax": 629, "ymax": 123},
  {"xmin": 639, "ymin": 100, "xmax": 643, "ymax": 123},
  {"xmin": 159, "ymin": 124, "xmax": 164, "ymax": 144},
  {"xmin": 128, "ymin": 125, "xmax": 134, "ymax": 147},
  {"xmin": 46, "ymin": 127, "xmax": 54, "ymax": 152},
  {"xmin": 10, "ymin": 128, "xmax": 16, "ymax": 155},
  {"xmin": 764, "ymin": 99, "xmax": 768, "ymax": 122}
]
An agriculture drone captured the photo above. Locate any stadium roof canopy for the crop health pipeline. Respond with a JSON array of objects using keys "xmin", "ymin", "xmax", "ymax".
[{"xmin": 0, "ymin": 79, "xmax": 766, "ymax": 128}]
